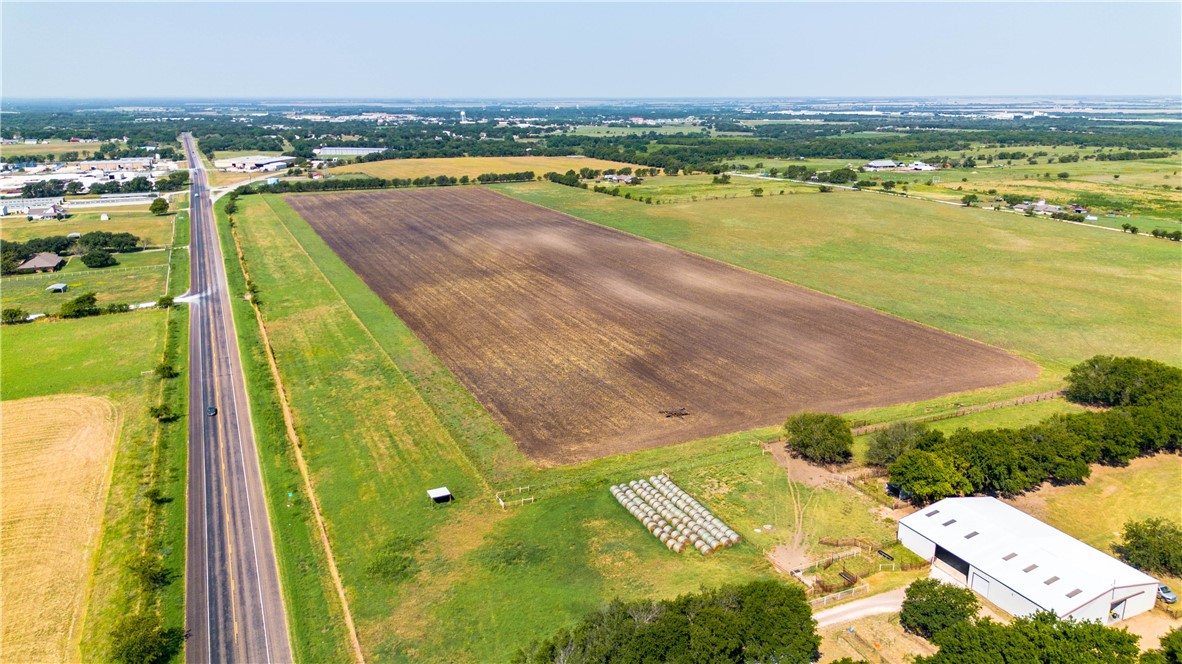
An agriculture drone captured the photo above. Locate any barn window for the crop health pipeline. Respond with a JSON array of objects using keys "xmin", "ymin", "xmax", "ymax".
[
  {"xmin": 942, "ymin": 519, "xmax": 957, "ymax": 526},
  {"xmin": 1044, "ymin": 576, "xmax": 1060, "ymax": 585},
  {"xmin": 964, "ymin": 531, "xmax": 979, "ymax": 539},
  {"xmin": 1066, "ymin": 589, "xmax": 1082, "ymax": 598},
  {"xmin": 1023, "ymin": 564, "xmax": 1038, "ymax": 572},
  {"xmin": 1003, "ymin": 553, "xmax": 1017, "ymax": 561}
]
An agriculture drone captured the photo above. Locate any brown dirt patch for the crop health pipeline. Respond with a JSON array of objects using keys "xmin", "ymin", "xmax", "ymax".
[
  {"xmin": 287, "ymin": 187, "xmax": 1037, "ymax": 464},
  {"xmin": 1, "ymin": 395, "xmax": 119, "ymax": 662}
]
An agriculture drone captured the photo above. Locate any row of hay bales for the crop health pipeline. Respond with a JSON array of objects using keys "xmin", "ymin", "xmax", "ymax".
[{"xmin": 609, "ymin": 475, "xmax": 741, "ymax": 555}]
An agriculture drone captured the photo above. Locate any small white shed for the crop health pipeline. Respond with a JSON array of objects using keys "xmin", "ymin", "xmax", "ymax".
[{"xmin": 427, "ymin": 487, "xmax": 453, "ymax": 504}]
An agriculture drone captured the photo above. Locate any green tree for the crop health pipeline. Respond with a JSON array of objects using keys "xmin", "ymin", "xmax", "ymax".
[
  {"xmin": 867, "ymin": 421, "xmax": 940, "ymax": 467},
  {"xmin": 154, "ymin": 363, "xmax": 179, "ymax": 379},
  {"xmin": 1113, "ymin": 518, "xmax": 1182, "ymax": 577},
  {"xmin": 81, "ymin": 250, "xmax": 118, "ymax": 268},
  {"xmin": 889, "ymin": 449, "xmax": 971, "ymax": 504},
  {"xmin": 960, "ymin": 193, "xmax": 979, "ymax": 206},
  {"xmin": 59, "ymin": 292, "xmax": 100, "ymax": 318},
  {"xmin": 108, "ymin": 612, "xmax": 185, "ymax": 664},
  {"xmin": 784, "ymin": 412, "xmax": 853, "ymax": 464},
  {"xmin": 148, "ymin": 404, "xmax": 176, "ymax": 422},
  {"xmin": 900, "ymin": 578, "xmax": 980, "ymax": 639},
  {"xmin": 1140, "ymin": 627, "xmax": 1182, "ymax": 663},
  {"xmin": 156, "ymin": 296, "xmax": 174, "ymax": 309},
  {"xmin": 149, "ymin": 197, "xmax": 169, "ymax": 215},
  {"xmin": 1, "ymin": 307, "xmax": 28, "ymax": 324},
  {"xmin": 514, "ymin": 580, "xmax": 819, "ymax": 664},
  {"xmin": 751, "ymin": 187, "xmax": 764, "ymax": 197},
  {"xmin": 1064, "ymin": 356, "xmax": 1182, "ymax": 407},
  {"xmin": 920, "ymin": 612, "xmax": 1140, "ymax": 664}
]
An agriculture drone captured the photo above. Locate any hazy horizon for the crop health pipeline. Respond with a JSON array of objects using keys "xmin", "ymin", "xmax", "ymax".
[{"xmin": 5, "ymin": 2, "xmax": 1181, "ymax": 99}]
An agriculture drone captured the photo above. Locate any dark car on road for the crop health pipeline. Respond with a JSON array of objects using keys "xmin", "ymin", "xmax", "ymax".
[{"xmin": 206, "ymin": 406, "xmax": 218, "ymax": 417}]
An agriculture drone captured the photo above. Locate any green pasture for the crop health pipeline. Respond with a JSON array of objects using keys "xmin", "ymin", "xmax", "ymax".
[
  {"xmin": 2, "ymin": 207, "xmax": 174, "ymax": 247},
  {"xmin": 493, "ymin": 181, "xmax": 1181, "ymax": 372},
  {"xmin": 222, "ymin": 193, "xmax": 908, "ymax": 662},
  {"xmin": 1, "ymin": 260, "xmax": 167, "ymax": 313}
]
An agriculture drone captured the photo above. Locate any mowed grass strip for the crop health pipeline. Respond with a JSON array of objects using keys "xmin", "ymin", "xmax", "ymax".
[
  {"xmin": 228, "ymin": 194, "xmax": 901, "ymax": 661},
  {"xmin": 0, "ymin": 395, "xmax": 120, "ymax": 663},
  {"xmin": 493, "ymin": 181, "xmax": 1182, "ymax": 370},
  {"xmin": 328, "ymin": 155, "xmax": 635, "ymax": 181},
  {"xmin": 223, "ymin": 195, "xmax": 489, "ymax": 649}
]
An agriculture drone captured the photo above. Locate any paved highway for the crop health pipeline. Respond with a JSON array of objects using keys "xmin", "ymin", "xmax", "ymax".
[{"xmin": 183, "ymin": 133, "xmax": 292, "ymax": 663}]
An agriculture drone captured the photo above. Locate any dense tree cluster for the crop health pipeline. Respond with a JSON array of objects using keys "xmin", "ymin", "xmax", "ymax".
[
  {"xmin": 543, "ymin": 170, "xmax": 587, "ymax": 188},
  {"xmin": 889, "ymin": 356, "xmax": 1181, "ymax": 503},
  {"xmin": 899, "ymin": 579, "xmax": 980, "ymax": 639},
  {"xmin": 80, "ymin": 249, "xmax": 118, "ymax": 268},
  {"xmin": 1, "ymin": 231, "xmax": 142, "ymax": 274},
  {"xmin": 784, "ymin": 412, "xmax": 854, "ymax": 464},
  {"xmin": 919, "ymin": 611, "xmax": 1141, "ymax": 664},
  {"xmin": 1095, "ymin": 150, "xmax": 1174, "ymax": 161},
  {"xmin": 513, "ymin": 580, "xmax": 820, "ymax": 664},
  {"xmin": 1113, "ymin": 518, "xmax": 1182, "ymax": 577}
]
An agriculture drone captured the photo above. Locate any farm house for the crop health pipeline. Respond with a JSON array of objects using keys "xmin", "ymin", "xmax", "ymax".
[{"xmin": 898, "ymin": 497, "xmax": 1159, "ymax": 624}]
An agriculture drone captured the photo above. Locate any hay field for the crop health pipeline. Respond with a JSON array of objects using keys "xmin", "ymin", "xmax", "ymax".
[
  {"xmin": 0, "ymin": 140, "xmax": 101, "ymax": 158},
  {"xmin": 1, "ymin": 395, "xmax": 120, "ymax": 662},
  {"xmin": 327, "ymin": 155, "xmax": 634, "ymax": 180},
  {"xmin": 287, "ymin": 187, "xmax": 1035, "ymax": 464}
]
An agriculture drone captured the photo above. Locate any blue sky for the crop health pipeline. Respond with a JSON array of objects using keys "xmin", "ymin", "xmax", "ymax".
[{"xmin": 4, "ymin": 2, "xmax": 1180, "ymax": 99}]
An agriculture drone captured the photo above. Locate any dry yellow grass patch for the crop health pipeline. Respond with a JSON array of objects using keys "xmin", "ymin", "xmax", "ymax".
[
  {"xmin": 329, "ymin": 155, "xmax": 635, "ymax": 181},
  {"xmin": 1, "ymin": 395, "xmax": 120, "ymax": 662}
]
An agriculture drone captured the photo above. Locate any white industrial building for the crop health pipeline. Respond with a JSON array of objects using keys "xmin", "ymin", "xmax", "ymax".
[
  {"xmin": 898, "ymin": 497, "xmax": 1159, "ymax": 624},
  {"xmin": 313, "ymin": 146, "xmax": 386, "ymax": 157},
  {"xmin": 213, "ymin": 155, "xmax": 294, "ymax": 172}
]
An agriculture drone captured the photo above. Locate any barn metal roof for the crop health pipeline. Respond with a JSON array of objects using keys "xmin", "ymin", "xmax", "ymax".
[{"xmin": 899, "ymin": 497, "xmax": 1158, "ymax": 616}]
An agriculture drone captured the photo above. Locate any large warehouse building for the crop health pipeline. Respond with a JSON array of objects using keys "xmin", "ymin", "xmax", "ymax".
[{"xmin": 898, "ymin": 497, "xmax": 1159, "ymax": 624}]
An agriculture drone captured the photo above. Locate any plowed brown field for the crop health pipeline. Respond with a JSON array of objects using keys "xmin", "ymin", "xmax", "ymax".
[{"xmin": 286, "ymin": 187, "xmax": 1037, "ymax": 464}]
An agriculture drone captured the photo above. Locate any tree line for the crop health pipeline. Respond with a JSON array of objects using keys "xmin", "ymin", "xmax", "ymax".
[
  {"xmin": 243, "ymin": 170, "xmax": 538, "ymax": 196},
  {"xmin": 513, "ymin": 580, "xmax": 821, "ymax": 664},
  {"xmin": 2, "ymin": 231, "xmax": 144, "ymax": 274},
  {"xmin": 898, "ymin": 578, "xmax": 1181, "ymax": 663},
  {"xmin": 885, "ymin": 356, "xmax": 1181, "ymax": 504},
  {"xmin": 782, "ymin": 356, "xmax": 1180, "ymax": 505}
]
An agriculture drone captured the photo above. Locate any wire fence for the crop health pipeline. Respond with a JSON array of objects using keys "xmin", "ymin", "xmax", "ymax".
[{"xmin": 850, "ymin": 390, "xmax": 1065, "ymax": 437}]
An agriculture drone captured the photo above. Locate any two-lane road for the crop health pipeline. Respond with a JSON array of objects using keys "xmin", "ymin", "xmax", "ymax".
[{"xmin": 183, "ymin": 133, "xmax": 292, "ymax": 662}]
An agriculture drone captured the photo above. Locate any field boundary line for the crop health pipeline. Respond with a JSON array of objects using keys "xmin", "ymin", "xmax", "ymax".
[
  {"xmin": 260, "ymin": 194, "xmax": 495, "ymax": 496},
  {"xmin": 226, "ymin": 213, "xmax": 366, "ymax": 664},
  {"xmin": 66, "ymin": 396, "xmax": 122, "ymax": 661},
  {"xmin": 849, "ymin": 389, "xmax": 1066, "ymax": 436}
]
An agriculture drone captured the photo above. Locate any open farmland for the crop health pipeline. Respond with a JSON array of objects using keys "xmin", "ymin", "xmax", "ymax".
[
  {"xmin": 287, "ymin": 187, "xmax": 1036, "ymax": 464},
  {"xmin": 1, "ymin": 206, "xmax": 174, "ymax": 247},
  {"xmin": 327, "ymin": 155, "xmax": 635, "ymax": 180},
  {"xmin": 0, "ymin": 395, "xmax": 120, "ymax": 662},
  {"xmin": 495, "ymin": 181, "xmax": 1182, "ymax": 370}
]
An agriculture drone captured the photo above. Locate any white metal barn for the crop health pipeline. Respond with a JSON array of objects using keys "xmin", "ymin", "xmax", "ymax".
[{"xmin": 898, "ymin": 497, "xmax": 1159, "ymax": 624}]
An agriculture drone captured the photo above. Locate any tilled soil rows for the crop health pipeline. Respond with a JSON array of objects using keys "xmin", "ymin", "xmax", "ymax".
[{"xmin": 286, "ymin": 187, "xmax": 1037, "ymax": 464}]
